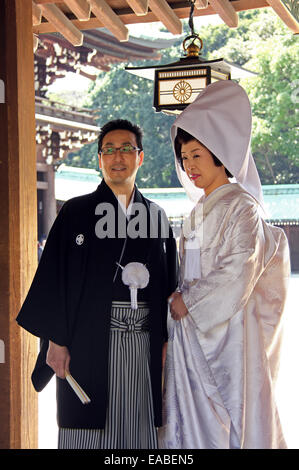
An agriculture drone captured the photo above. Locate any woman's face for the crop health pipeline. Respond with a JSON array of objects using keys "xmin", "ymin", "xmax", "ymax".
[{"xmin": 181, "ymin": 139, "xmax": 229, "ymax": 197}]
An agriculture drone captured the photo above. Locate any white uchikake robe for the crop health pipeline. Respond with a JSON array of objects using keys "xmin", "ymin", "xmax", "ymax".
[{"xmin": 158, "ymin": 183, "xmax": 290, "ymax": 449}]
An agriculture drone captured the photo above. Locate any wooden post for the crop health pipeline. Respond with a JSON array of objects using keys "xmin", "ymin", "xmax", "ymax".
[
  {"xmin": 0, "ymin": 0, "xmax": 38, "ymax": 449},
  {"xmin": 44, "ymin": 165, "xmax": 57, "ymax": 237}
]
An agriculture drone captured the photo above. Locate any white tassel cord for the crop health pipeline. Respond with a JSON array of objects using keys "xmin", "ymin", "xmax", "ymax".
[{"xmin": 130, "ymin": 287, "xmax": 138, "ymax": 310}]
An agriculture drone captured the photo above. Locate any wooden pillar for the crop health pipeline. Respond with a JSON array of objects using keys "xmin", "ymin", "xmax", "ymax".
[
  {"xmin": 44, "ymin": 164, "xmax": 57, "ymax": 237},
  {"xmin": 0, "ymin": 0, "xmax": 38, "ymax": 449}
]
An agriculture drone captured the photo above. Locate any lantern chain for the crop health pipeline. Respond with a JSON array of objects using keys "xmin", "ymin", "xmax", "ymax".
[{"xmin": 188, "ymin": 0, "xmax": 196, "ymax": 36}]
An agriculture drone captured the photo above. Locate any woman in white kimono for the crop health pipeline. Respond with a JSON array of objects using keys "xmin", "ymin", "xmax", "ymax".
[{"xmin": 158, "ymin": 80, "xmax": 290, "ymax": 449}]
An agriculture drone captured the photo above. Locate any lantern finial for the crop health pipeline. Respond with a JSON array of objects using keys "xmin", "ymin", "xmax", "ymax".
[{"xmin": 183, "ymin": 35, "xmax": 203, "ymax": 58}]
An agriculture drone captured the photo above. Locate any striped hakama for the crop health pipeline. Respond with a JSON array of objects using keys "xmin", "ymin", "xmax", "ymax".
[{"xmin": 58, "ymin": 301, "xmax": 158, "ymax": 449}]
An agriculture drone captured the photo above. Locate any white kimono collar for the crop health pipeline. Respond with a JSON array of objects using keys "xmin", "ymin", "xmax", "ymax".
[{"xmin": 115, "ymin": 189, "xmax": 135, "ymax": 219}]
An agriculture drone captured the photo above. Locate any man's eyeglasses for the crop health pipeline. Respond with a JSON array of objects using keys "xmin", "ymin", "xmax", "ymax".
[{"xmin": 100, "ymin": 144, "xmax": 140, "ymax": 155}]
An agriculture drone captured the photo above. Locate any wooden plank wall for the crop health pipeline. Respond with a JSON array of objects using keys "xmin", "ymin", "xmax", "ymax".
[{"xmin": 0, "ymin": 0, "xmax": 38, "ymax": 449}]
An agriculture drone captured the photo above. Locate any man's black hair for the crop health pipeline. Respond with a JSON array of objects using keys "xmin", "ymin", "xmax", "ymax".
[
  {"xmin": 174, "ymin": 127, "xmax": 233, "ymax": 178},
  {"xmin": 98, "ymin": 119, "xmax": 143, "ymax": 154}
]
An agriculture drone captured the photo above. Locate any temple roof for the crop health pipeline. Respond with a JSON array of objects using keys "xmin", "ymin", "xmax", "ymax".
[
  {"xmin": 34, "ymin": 27, "xmax": 178, "ymax": 92},
  {"xmin": 33, "ymin": 29, "xmax": 177, "ymax": 165},
  {"xmin": 36, "ymin": 28, "xmax": 178, "ymax": 72}
]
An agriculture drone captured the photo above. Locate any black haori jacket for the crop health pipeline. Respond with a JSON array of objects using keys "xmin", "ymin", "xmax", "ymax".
[{"xmin": 16, "ymin": 180, "xmax": 178, "ymax": 429}]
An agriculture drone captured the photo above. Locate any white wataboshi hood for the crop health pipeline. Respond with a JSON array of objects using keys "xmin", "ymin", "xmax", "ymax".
[{"xmin": 171, "ymin": 80, "xmax": 264, "ymax": 209}]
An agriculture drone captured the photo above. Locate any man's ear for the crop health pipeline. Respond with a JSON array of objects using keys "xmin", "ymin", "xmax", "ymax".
[
  {"xmin": 138, "ymin": 150, "xmax": 144, "ymax": 167},
  {"xmin": 98, "ymin": 153, "xmax": 102, "ymax": 169}
]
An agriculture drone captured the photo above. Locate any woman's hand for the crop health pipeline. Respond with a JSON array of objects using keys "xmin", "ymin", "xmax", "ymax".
[
  {"xmin": 168, "ymin": 291, "xmax": 188, "ymax": 321},
  {"xmin": 46, "ymin": 341, "xmax": 71, "ymax": 379}
]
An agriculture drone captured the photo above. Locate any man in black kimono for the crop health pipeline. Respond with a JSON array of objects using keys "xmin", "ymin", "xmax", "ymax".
[{"xmin": 17, "ymin": 119, "xmax": 178, "ymax": 449}]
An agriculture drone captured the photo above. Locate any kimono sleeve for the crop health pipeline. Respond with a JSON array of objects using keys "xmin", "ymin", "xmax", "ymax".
[
  {"xmin": 159, "ymin": 208, "xmax": 178, "ymax": 342},
  {"xmin": 166, "ymin": 224, "xmax": 179, "ymax": 297},
  {"xmin": 16, "ymin": 203, "xmax": 70, "ymax": 346},
  {"xmin": 182, "ymin": 202, "xmax": 267, "ymax": 334}
]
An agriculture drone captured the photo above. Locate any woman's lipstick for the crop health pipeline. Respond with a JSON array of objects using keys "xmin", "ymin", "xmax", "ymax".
[{"xmin": 190, "ymin": 174, "xmax": 200, "ymax": 181}]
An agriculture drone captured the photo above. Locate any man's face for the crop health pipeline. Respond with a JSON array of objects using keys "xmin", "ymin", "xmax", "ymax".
[{"xmin": 98, "ymin": 129, "xmax": 144, "ymax": 188}]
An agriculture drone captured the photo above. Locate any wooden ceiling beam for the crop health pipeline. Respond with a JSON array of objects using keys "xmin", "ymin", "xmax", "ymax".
[
  {"xmin": 195, "ymin": 0, "xmax": 208, "ymax": 9},
  {"xmin": 39, "ymin": 4, "xmax": 84, "ymax": 45},
  {"xmin": 35, "ymin": 0, "xmax": 64, "ymax": 3},
  {"xmin": 209, "ymin": 0, "xmax": 239, "ymax": 27},
  {"xmin": 63, "ymin": 0, "xmax": 91, "ymax": 21},
  {"xmin": 126, "ymin": 0, "xmax": 148, "ymax": 16},
  {"xmin": 32, "ymin": 1, "xmax": 270, "ymax": 34},
  {"xmin": 87, "ymin": 0, "xmax": 129, "ymax": 41},
  {"xmin": 148, "ymin": 0, "xmax": 182, "ymax": 35},
  {"xmin": 266, "ymin": 0, "xmax": 299, "ymax": 34},
  {"xmin": 32, "ymin": 1, "xmax": 42, "ymax": 25}
]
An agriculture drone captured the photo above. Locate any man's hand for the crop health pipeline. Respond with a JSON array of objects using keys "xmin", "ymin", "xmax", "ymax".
[
  {"xmin": 46, "ymin": 341, "xmax": 71, "ymax": 379},
  {"xmin": 168, "ymin": 291, "xmax": 188, "ymax": 321}
]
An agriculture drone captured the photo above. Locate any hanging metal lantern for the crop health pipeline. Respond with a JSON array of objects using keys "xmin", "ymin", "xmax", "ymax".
[{"xmin": 125, "ymin": 2, "xmax": 256, "ymax": 115}]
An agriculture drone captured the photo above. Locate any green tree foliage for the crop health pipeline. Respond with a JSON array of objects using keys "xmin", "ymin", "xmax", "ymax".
[
  {"xmin": 65, "ymin": 45, "xmax": 183, "ymax": 187},
  {"xmin": 65, "ymin": 9, "xmax": 298, "ymax": 186},
  {"xmin": 66, "ymin": 65, "xmax": 179, "ymax": 187},
  {"xmin": 240, "ymin": 17, "xmax": 299, "ymax": 183}
]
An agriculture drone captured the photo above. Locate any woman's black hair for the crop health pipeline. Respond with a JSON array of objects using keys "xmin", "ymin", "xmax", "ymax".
[{"xmin": 174, "ymin": 128, "xmax": 233, "ymax": 178}]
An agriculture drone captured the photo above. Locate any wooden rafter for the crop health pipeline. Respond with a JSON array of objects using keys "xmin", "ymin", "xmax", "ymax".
[
  {"xmin": 39, "ymin": 4, "xmax": 84, "ymax": 45},
  {"xmin": 33, "ymin": 1, "xmax": 271, "ymax": 34},
  {"xmin": 266, "ymin": 0, "xmax": 299, "ymax": 34},
  {"xmin": 32, "ymin": 1, "xmax": 42, "ymax": 25},
  {"xmin": 148, "ymin": 0, "xmax": 182, "ymax": 35},
  {"xmin": 126, "ymin": 0, "xmax": 148, "ymax": 16},
  {"xmin": 87, "ymin": 0, "xmax": 129, "ymax": 41},
  {"xmin": 209, "ymin": 0, "xmax": 239, "ymax": 27},
  {"xmin": 63, "ymin": 0, "xmax": 91, "ymax": 21},
  {"xmin": 195, "ymin": 0, "xmax": 208, "ymax": 9},
  {"xmin": 32, "ymin": 0, "xmax": 297, "ymax": 36}
]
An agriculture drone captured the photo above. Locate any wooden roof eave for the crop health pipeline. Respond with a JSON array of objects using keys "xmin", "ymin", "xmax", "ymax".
[
  {"xmin": 36, "ymin": 112, "xmax": 100, "ymax": 132},
  {"xmin": 34, "ymin": 29, "xmax": 176, "ymax": 84},
  {"xmin": 32, "ymin": 0, "xmax": 298, "ymax": 54}
]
